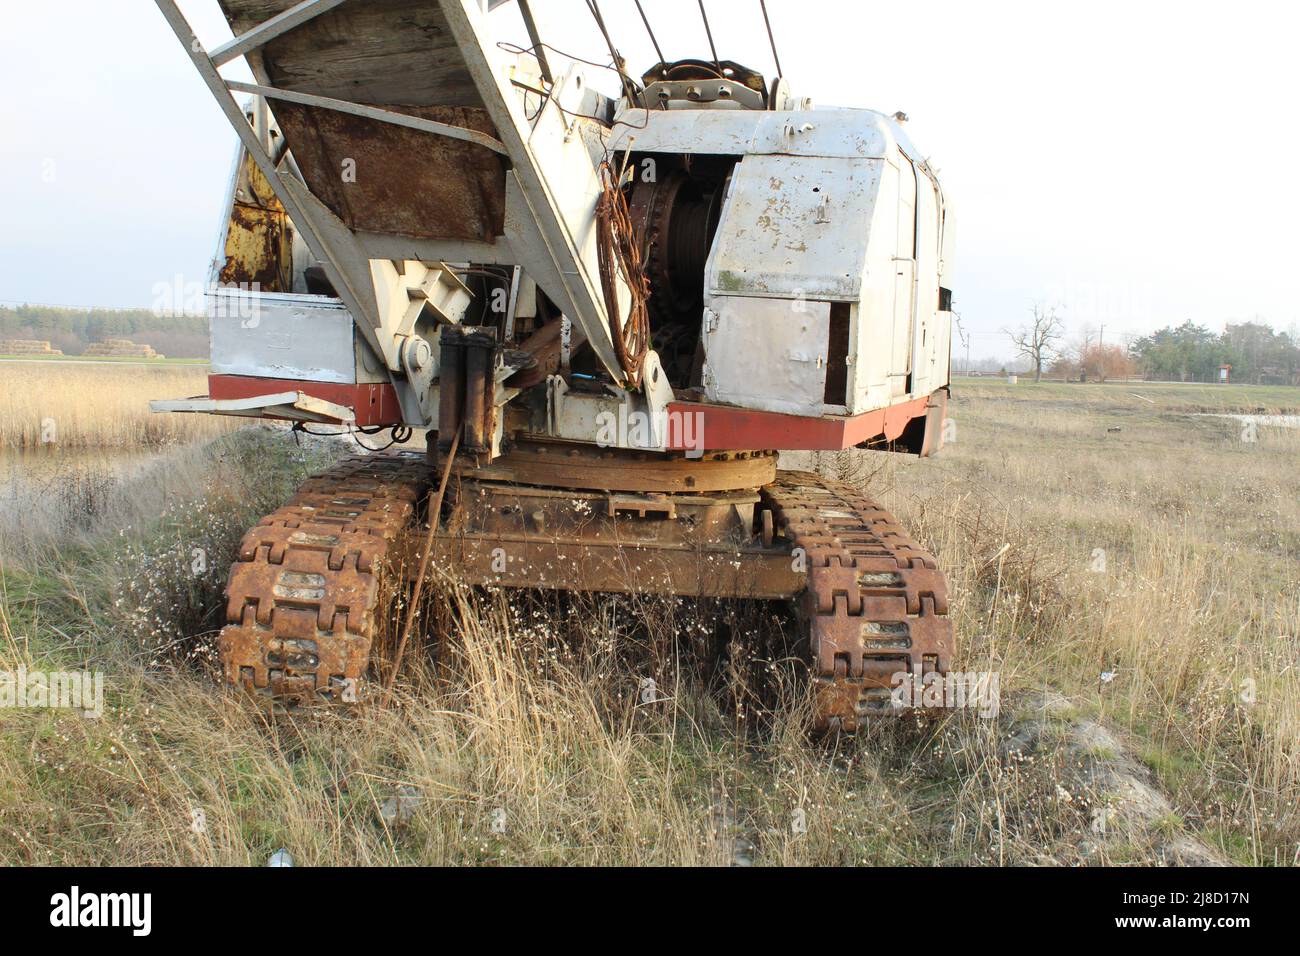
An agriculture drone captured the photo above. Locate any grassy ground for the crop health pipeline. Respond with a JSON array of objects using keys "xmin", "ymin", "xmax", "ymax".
[
  {"xmin": 0, "ymin": 363, "xmax": 231, "ymax": 449},
  {"xmin": 0, "ymin": 382, "xmax": 1296, "ymax": 866},
  {"xmin": 950, "ymin": 376, "xmax": 1300, "ymax": 414},
  {"xmin": 0, "ymin": 356, "xmax": 206, "ymax": 365}
]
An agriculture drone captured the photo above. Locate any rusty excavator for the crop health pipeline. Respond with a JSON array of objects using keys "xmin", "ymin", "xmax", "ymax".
[{"xmin": 151, "ymin": 0, "xmax": 956, "ymax": 731}]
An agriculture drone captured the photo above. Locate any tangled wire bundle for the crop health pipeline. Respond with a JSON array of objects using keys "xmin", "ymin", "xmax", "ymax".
[{"xmin": 595, "ymin": 158, "xmax": 652, "ymax": 388}]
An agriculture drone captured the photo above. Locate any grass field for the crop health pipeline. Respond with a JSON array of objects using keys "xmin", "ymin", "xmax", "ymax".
[
  {"xmin": 0, "ymin": 379, "xmax": 1296, "ymax": 866},
  {"xmin": 950, "ymin": 376, "xmax": 1300, "ymax": 413},
  {"xmin": 0, "ymin": 363, "xmax": 231, "ymax": 449},
  {"xmin": 0, "ymin": 355, "xmax": 206, "ymax": 366}
]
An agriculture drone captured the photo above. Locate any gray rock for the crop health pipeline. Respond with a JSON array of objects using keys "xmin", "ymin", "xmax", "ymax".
[{"xmin": 1004, "ymin": 692, "xmax": 1228, "ymax": 866}]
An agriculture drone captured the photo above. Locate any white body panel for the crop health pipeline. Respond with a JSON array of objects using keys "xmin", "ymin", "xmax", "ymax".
[
  {"xmin": 706, "ymin": 155, "xmax": 881, "ymax": 301},
  {"xmin": 620, "ymin": 107, "xmax": 953, "ymax": 418},
  {"xmin": 209, "ymin": 290, "xmax": 387, "ymax": 385},
  {"xmin": 703, "ymin": 299, "xmax": 832, "ymax": 416}
]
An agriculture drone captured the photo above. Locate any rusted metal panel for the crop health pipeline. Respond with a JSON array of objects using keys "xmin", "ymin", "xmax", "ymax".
[
  {"xmin": 420, "ymin": 534, "xmax": 802, "ymax": 600},
  {"xmin": 703, "ymin": 297, "xmax": 831, "ymax": 416},
  {"xmin": 219, "ymin": 0, "xmax": 484, "ymax": 107},
  {"xmin": 217, "ymin": 1, "xmax": 508, "ymax": 242},
  {"xmin": 455, "ymin": 439, "xmax": 777, "ymax": 493},
  {"xmin": 447, "ymin": 481, "xmax": 759, "ymax": 546},
  {"xmin": 412, "ymin": 478, "xmax": 803, "ymax": 599},
  {"xmin": 270, "ymin": 101, "xmax": 506, "ymax": 242},
  {"xmin": 219, "ymin": 153, "xmax": 292, "ymax": 290}
]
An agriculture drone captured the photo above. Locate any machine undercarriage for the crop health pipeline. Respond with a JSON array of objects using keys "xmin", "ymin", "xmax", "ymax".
[{"xmin": 220, "ymin": 447, "xmax": 951, "ymax": 732}]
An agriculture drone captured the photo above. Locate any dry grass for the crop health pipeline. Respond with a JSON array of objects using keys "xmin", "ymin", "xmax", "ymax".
[
  {"xmin": 0, "ymin": 362, "xmax": 233, "ymax": 449},
  {"xmin": 1, "ymin": 383, "xmax": 1297, "ymax": 866},
  {"xmin": 949, "ymin": 378, "xmax": 1300, "ymax": 415},
  {"xmin": 863, "ymin": 385, "xmax": 1300, "ymax": 863}
]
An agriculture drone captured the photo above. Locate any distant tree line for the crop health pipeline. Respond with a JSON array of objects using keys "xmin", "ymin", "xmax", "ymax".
[
  {"xmin": 1050, "ymin": 343, "xmax": 1137, "ymax": 382},
  {"xmin": 1006, "ymin": 302, "xmax": 1300, "ymax": 385},
  {"xmin": 0, "ymin": 305, "xmax": 209, "ymax": 358},
  {"xmin": 1129, "ymin": 321, "xmax": 1300, "ymax": 384}
]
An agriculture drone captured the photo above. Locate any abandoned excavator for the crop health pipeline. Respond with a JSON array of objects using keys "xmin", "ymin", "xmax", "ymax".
[{"xmin": 151, "ymin": 0, "xmax": 955, "ymax": 731}]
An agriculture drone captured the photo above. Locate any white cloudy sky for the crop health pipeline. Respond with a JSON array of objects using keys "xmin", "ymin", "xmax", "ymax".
[{"xmin": 1, "ymin": 0, "xmax": 1296, "ymax": 357}]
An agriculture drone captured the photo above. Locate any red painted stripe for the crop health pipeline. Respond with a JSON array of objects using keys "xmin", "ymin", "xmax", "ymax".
[
  {"xmin": 207, "ymin": 375, "xmax": 403, "ymax": 427},
  {"xmin": 664, "ymin": 395, "xmax": 931, "ymax": 451},
  {"xmin": 208, "ymin": 374, "xmax": 932, "ymax": 451}
]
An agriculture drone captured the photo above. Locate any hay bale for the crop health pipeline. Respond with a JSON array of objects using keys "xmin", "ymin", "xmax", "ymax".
[{"xmin": 0, "ymin": 339, "xmax": 64, "ymax": 355}]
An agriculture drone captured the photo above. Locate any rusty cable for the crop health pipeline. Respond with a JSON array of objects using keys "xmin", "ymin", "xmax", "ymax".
[
  {"xmin": 595, "ymin": 157, "xmax": 651, "ymax": 388},
  {"xmin": 382, "ymin": 425, "xmax": 461, "ymax": 707}
]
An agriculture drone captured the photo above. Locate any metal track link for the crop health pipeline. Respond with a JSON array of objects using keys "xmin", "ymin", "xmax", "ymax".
[
  {"xmin": 761, "ymin": 471, "xmax": 954, "ymax": 732},
  {"xmin": 218, "ymin": 452, "xmax": 429, "ymax": 707}
]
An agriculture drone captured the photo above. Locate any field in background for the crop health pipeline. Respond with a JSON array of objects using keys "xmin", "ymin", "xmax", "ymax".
[
  {"xmin": 0, "ymin": 380, "xmax": 1296, "ymax": 865},
  {"xmin": 0, "ymin": 305, "xmax": 208, "ymax": 360},
  {"xmin": 0, "ymin": 355, "xmax": 206, "ymax": 366},
  {"xmin": 950, "ymin": 376, "xmax": 1300, "ymax": 413},
  {"xmin": 0, "ymin": 362, "xmax": 230, "ymax": 449}
]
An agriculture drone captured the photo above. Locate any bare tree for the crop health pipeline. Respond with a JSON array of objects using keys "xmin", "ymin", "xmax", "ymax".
[{"xmin": 1005, "ymin": 304, "xmax": 1065, "ymax": 382}]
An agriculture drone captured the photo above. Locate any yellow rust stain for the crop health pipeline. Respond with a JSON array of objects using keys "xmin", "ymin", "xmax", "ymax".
[{"xmin": 220, "ymin": 154, "xmax": 291, "ymax": 291}]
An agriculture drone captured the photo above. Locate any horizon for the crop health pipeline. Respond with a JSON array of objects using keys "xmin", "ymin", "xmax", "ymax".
[
  {"xmin": 2, "ymin": 0, "xmax": 1298, "ymax": 361},
  {"xmin": 5, "ymin": 297, "xmax": 1290, "ymax": 372}
]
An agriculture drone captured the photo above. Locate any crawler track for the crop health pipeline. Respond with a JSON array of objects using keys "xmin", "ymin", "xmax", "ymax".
[
  {"xmin": 761, "ymin": 472, "xmax": 954, "ymax": 732},
  {"xmin": 218, "ymin": 452, "xmax": 428, "ymax": 707}
]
